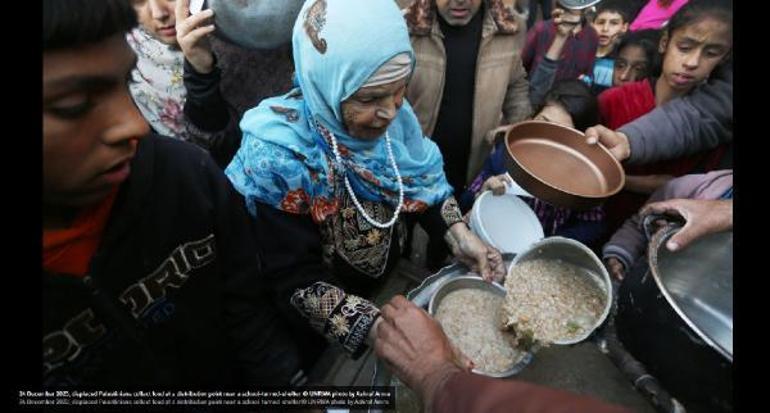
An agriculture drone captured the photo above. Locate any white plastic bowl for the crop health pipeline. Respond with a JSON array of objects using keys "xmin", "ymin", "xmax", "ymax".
[{"xmin": 469, "ymin": 191, "xmax": 544, "ymax": 255}]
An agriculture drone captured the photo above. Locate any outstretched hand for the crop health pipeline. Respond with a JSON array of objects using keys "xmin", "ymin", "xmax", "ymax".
[
  {"xmin": 374, "ymin": 295, "xmax": 472, "ymax": 411},
  {"xmin": 552, "ymin": 8, "xmax": 582, "ymax": 37},
  {"xmin": 585, "ymin": 125, "xmax": 631, "ymax": 162}
]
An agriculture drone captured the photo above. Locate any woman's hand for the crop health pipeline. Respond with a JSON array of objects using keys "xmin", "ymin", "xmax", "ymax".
[
  {"xmin": 445, "ymin": 223, "xmax": 506, "ymax": 283},
  {"xmin": 175, "ymin": 0, "xmax": 216, "ymax": 74}
]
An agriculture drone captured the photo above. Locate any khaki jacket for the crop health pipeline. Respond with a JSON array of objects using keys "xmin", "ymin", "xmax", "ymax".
[{"xmin": 404, "ymin": 0, "xmax": 532, "ymax": 184}]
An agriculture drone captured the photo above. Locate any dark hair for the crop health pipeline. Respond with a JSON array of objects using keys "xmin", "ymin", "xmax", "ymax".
[
  {"xmin": 666, "ymin": 0, "xmax": 733, "ymax": 38},
  {"xmin": 617, "ymin": 29, "xmax": 662, "ymax": 77},
  {"xmin": 43, "ymin": 0, "xmax": 137, "ymax": 51},
  {"xmin": 537, "ymin": 80, "xmax": 599, "ymax": 131},
  {"xmin": 594, "ymin": 0, "xmax": 632, "ymax": 23}
]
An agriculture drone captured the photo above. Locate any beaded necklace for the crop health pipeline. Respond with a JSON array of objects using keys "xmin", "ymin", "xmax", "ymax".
[{"xmin": 323, "ymin": 123, "xmax": 404, "ymax": 229}]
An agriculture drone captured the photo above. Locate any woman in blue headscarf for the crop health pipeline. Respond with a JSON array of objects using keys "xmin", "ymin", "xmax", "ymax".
[{"xmin": 224, "ymin": 0, "xmax": 504, "ymax": 363}]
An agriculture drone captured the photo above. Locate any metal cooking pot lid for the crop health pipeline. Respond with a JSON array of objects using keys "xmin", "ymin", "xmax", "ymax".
[
  {"xmin": 557, "ymin": 0, "xmax": 602, "ymax": 10},
  {"xmin": 650, "ymin": 227, "xmax": 733, "ymax": 361},
  {"xmin": 206, "ymin": 0, "xmax": 305, "ymax": 50}
]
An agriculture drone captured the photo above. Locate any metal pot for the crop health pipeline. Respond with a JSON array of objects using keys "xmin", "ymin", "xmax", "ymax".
[
  {"xmin": 511, "ymin": 236, "xmax": 613, "ymax": 344},
  {"xmin": 428, "ymin": 276, "xmax": 534, "ymax": 378},
  {"xmin": 498, "ymin": 120, "xmax": 625, "ymax": 211},
  {"xmin": 203, "ymin": 0, "xmax": 305, "ymax": 50},
  {"xmin": 616, "ymin": 219, "xmax": 733, "ymax": 412}
]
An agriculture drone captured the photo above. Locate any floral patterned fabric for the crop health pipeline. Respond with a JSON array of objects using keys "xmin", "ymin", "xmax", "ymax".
[
  {"xmin": 126, "ymin": 28, "xmax": 188, "ymax": 140},
  {"xmin": 318, "ymin": 188, "xmax": 407, "ymax": 278},
  {"xmin": 291, "ymin": 282, "xmax": 380, "ymax": 359},
  {"xmin": 224, "ymin": 0, "xmax": 453, "ymax": 223}
]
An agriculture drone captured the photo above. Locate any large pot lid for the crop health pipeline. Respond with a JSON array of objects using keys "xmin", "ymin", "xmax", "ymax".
[
  {"xmin": 202, "ymin": 0, "xmax": 305, "ymax": 50},
  {"xmin": 649, "ymin": 226, "xmax": 733, "ymax": 361}
]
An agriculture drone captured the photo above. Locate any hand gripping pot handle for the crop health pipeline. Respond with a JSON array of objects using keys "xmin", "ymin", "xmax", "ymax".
[{"xmin": 642, "ymin": 213, "xmax": 685, "ymax": 241}]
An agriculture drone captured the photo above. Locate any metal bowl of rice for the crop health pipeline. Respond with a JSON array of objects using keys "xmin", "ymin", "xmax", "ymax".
[
  {"xmin": 506, "ymin": 236, "xmax": 612, "ymax": 345},
  {"xmin": 429, "ymin": 276, "xmax": 533, "ymax": 378}
]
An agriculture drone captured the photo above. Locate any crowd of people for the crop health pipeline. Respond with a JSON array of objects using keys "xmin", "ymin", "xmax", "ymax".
[{"xmin": 42, "ymin": 0, "xmax": 732, "ymax": 411}]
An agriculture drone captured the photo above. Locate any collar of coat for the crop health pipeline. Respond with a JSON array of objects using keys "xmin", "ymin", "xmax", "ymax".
[{"xmin": 404, "ymin": 0, "xmax": 519, "ymax": 37}]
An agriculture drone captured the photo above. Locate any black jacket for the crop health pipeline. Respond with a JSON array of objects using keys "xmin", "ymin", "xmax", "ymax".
[{"xmin": 42, "ymin": 136, "xmax": 301, "ymax": 389}]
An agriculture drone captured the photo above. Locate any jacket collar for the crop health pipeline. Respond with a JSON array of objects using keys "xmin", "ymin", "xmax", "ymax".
[{"xmin": 405, "ymin": 0, "xmax": 519, "ymax": 37}]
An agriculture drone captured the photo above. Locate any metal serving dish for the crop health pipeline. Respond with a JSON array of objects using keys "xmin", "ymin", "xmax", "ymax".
[
  {"xmin": 428, "ymin": 275, "xmax": 533, "ymax": 378},
  {"xmin": 428, "ymin": 275, "xmax": 506, "ymax": 316},
  {"xmin": 500, "ymin": 120, "xmax": 625, "ymax": 210},
  {"xmin": 511, "ymin": 236, "xmax": 613, "ymax": 345}
]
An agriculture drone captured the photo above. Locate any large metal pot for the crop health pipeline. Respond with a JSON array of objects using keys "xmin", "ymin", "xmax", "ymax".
[
  {"xmin": 616, "ymin": 220, "xmax": 733, "ymax": 412},
  {"xmin": 200, "ymin": 0, "xmax": 305, "ymax": 50},
  {"xmin": 498, "ymin": 120, "xmax": 625, "ymax": 211}
]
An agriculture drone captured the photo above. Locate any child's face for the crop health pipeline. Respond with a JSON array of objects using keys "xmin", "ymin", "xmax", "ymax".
[
  {"xmin": 660, "ymin": 17, "xmax": 732, "ymax": 92},
  {"xmin": 592, "ymin": 11, "xmax": 628, "ymax": 47},
  {"xmin": 613, "ymin": 45, "xmax": 649, "ymax": 86},
  {"xmin": 132, "ymin": 0, "xmax": 178, "ymax": 46},
  {"xmin": 534, "ymin": 103, "xmax": 574, "ymax": 128},
  {"xmin": 43, "ymin": 35, "xmax": 150, "ymax": 208}
]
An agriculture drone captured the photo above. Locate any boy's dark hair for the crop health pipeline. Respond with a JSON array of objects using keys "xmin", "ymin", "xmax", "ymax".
[
  {"xmin": 666, "ymin": 0, "xmax": 732, "ymax": 37},
  {"xmin": 537, "ymin": 80, "xmax": 599, "ymax": 132},
  {"xmin": 594, "ymin": 0, "xmax": 632, "ymax": 23},
  {"xmin": 43, "ymin": 0, "xmax": 137, "ymax": 51},
  {"xmin": 617, "ymin": 29, "xmax": 662, "ymax": 77}
]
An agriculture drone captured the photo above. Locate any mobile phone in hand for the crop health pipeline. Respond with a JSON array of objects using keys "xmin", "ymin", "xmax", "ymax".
[{"xmin": 190, "ymin": 0, "xmax": 207, "ymax": 15}]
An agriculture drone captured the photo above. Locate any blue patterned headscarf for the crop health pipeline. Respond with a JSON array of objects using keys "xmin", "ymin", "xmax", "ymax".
[{"xmin": 225, "ymin": 0, "xmax": 453, "ymax": 223}]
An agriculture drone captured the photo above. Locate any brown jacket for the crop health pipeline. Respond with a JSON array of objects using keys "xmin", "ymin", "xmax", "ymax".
[{"xmin": 404, "ymin": 0, "xmax": 531, "ymax": 184}]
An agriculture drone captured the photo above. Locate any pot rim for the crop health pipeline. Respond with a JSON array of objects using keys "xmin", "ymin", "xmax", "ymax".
[
  {"xmin": 504, "ymin": 120, "xmax": 626, "ymax": 199},
  {"xmin": 648, "ymin": 225, "xmax": 733, "ymax": 362}
]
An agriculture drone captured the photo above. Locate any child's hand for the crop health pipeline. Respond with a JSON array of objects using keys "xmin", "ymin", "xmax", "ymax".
[
  {"xmin": 605, "ymin": 257, "xmax": 625, "ymax": 281},
  {"xmin": 552, "ymin": 8, "xmax": 581, "ymax": 38},
  {"xmin": 175, "ymin": 0, "xmax": 216, "ymax": 74},
  {"xmin": 481, "ymin": 174, "xmax": 511, "ymax": 196}
]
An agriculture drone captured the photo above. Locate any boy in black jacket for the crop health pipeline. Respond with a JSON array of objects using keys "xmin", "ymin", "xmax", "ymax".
[{"xmin": 42, "ymin": 0, "xmax": 302, "ymax": 389}]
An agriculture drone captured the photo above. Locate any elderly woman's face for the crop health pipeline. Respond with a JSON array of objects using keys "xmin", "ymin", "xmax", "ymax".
[{"xmin": 341, "ymin": 78, "xmax": 407, "ymax": 140}]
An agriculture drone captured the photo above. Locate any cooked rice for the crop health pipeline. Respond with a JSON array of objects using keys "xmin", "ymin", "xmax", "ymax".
[
  {"xmin": 502, "ymin": 258, "xmax": 606, "ymax": 344},
  {"xmin": 435, "ymin": 288, "xmax": 524, "ymax": 374}
]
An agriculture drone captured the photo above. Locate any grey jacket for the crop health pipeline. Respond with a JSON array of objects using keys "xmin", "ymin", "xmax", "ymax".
[{"xmin": 620, "ymin": 64, "xmax": 733, "ymax": 165}]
